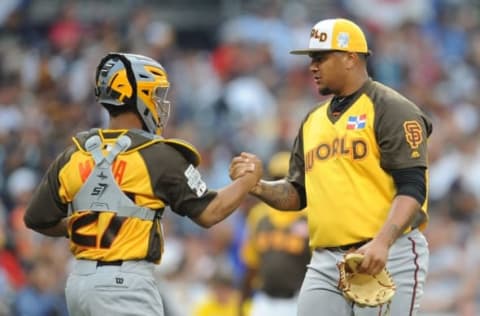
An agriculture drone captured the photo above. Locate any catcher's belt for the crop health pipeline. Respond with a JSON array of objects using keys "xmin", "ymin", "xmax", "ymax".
[{"xmin": 337, "ymin": 253, "xmax": 396, "ymax": 308}]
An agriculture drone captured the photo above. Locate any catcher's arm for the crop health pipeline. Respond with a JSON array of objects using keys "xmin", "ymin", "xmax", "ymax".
[
  {"xmin": 230, "ymin": 152, "xmax": 302, "ymax": 211},
  {"xmin": 358, "ymin": 195, "xmax": 420, "ymax": 275},
  {"xmin": 31, "ymin": 217, "xmax": 69, "ymax": 237}
]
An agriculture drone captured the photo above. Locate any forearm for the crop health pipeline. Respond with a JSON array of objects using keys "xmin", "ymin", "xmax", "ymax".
[
  {"xmin": 194, "ymin": 175, "xmax": 256, "ymax": 228},
  {"xmin": 250, "ymin": 179, "xmax": 301, "ymax": 210},
  {"xmin": 374, "ymin": 195, "xmax": 421, "ymax": 247}
]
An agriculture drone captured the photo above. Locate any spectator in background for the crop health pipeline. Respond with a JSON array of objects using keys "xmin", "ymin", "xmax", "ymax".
[
  {"xmin": 341, "ymin": 0, "xmax": 433, "ymax": 31},
  {"xmin": 420, "ymin": 209, "xmax": 465, "ymax": 314},
  {"xmin": 239, "ymin": 151, "xmax": 310, "ymax": 316},
  {"xmin": 6, "ymin": 167, "xmax": 40, "ymax": 264},
  {"xmin": 458, "ymin": 215, "xmax": 480, "ymax": 316},
  {"xmin": 0, "ymin": 198, "xmax": 21, "ymax": 313},
  {"xmin": 12, "ymin": 257, "xmax": 68, "ymax": 316},
  {"xmin": 193, "ymin": 265, "xmax": 243, "ymax": 316}
]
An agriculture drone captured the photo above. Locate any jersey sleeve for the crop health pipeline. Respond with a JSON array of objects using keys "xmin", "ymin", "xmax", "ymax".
[
  {"xmin": 374, "ymin": 94, "xmax": 433, "ymax": 170},
  {"xmin": 287, "ymin": 124, "xmax": 307, "ymax": 208},
  {"xmin": 24, "ymin": 148, "xmax": 74, "ymax": 229},
  {"xmin": 145, "ymin": 143, "xmax": 216, "ymax": 219}
]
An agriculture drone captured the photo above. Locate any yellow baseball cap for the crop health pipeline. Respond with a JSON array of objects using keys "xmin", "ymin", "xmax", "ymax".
[{"xmin": 290, "ymin": 18, "xmax": 369, "ymax": 55}]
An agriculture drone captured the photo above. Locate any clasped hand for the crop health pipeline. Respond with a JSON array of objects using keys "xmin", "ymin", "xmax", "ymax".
[{"xmin": 229, "ymin": 152, "xmax": 263, "ymax": 188}]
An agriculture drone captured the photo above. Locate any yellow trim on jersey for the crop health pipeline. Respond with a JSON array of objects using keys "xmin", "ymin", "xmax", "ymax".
[
  {"xmin": 72, "ymin": 129, "xmax": 164, "ymax": 154},
  {"xmin": 303, "ymin": 95, "xmax": 396, "ymax": 248},
  {"xmin": 72, "ymin": 130, "xmax": 201, "ymax": 166}
]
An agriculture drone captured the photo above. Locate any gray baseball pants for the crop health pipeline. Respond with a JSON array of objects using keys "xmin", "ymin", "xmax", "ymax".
[
  {"xmin": 297, "ymin": 229, "xmax": 429, "ymax": 316},
  {"xmin": 65, "ymin": 259, "xmax": 164, "ymax": 316}
]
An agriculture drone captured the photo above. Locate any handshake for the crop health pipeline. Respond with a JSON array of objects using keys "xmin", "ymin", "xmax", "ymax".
[{"xmin": 229, "ymin": 152, "xmax": 264, "ymax": 193}]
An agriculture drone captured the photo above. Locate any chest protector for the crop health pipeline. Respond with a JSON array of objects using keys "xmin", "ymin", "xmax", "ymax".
[
  {"xmin": 70, "ymin": 135, "xmax": 155, "ymax": 220},
  {"xmin": 68, "ymin": 134, "xmax": 161, "ymax": 262}
]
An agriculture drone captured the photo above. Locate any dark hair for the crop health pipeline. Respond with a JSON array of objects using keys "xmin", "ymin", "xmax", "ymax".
[{"xmin": 101, "ymin": 103, "xmax": 136, "ymax": 117}]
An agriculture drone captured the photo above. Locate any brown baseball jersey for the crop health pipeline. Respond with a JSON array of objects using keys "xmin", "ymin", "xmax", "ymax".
[{"xmin": 24, "ymin": 128, "xmax": 216, "ymax": 263}]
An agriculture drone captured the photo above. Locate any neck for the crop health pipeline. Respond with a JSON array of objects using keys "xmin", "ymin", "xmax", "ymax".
[{"xmin": 109, "ymin": 112, "xmax": 143, "ymax": 130}]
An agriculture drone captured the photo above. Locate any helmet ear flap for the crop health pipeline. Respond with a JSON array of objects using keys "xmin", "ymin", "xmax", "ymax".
[
  {"xmin": 95, "ymin": 53, "xmax": 138, "ymax": 108},
  {"xmin": 95, "ymin": 53, "xmax": 116, "ymax": 84}
]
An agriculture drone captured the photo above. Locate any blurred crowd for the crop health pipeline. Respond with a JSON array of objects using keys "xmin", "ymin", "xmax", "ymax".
[{"xmin": 0, "ymin": 0, "xmax": 480, "ymax": 315}]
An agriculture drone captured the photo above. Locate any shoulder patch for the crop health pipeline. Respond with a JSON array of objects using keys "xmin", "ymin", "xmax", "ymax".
[
  {"xmin": 161, "ymin": 138, "xmax": 201, "ymax": 167},
  {"xmin": 184, "ymin": 164, "xmax": 207, "ymax": 197}
]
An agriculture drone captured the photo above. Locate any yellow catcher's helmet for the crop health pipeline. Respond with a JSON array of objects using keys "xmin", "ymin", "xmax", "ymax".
[{"xmin": 95, "ymin": 52, "xmax": 170, "ymax": 135}]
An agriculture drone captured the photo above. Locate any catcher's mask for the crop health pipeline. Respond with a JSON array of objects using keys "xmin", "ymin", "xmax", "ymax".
[{"xmin": 95, "ymin": 52, "xmax": 171, "ymax": 135}]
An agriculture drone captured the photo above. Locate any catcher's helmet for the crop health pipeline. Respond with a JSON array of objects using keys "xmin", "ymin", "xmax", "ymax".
[{"xmin": 95, "ymin": 52, "xmax": 170, "ymax": 135}]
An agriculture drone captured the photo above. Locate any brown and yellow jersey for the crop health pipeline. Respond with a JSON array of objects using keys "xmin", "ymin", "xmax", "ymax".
[
  {"xmin": 241, "ymin": 203, "xmax": 310, "ymax": 297},
  {"xmin": 24, "ymin": 129, "xmax": 216, "ymax": 263},
  {"xmin": 287, "ymin": 79, "xmax": 432, "ymax": 249}
]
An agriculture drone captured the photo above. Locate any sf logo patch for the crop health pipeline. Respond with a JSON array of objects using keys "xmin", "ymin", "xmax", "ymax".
[
  {"xmin": 403, "ymin": 121, "xmax": 423, "ymax": 158},
  {"xmin": 403, "ymin": 121, "xmax": 423, "ymax": 148}
]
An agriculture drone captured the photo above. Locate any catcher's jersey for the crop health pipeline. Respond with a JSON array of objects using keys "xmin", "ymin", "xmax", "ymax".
[
  {"xmin": 287, "ymin": 79, "xmax": 432, "ymax": 248},
  {"xmin": 241, "ymin": 203, "xmax": 310, "ymax": 297},
  {"xmin": 24, "ymin": 128, "xmax": 216, "ymax": 263}
]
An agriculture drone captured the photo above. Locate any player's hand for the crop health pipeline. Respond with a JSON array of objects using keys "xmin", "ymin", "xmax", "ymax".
[
  {"xmin": 355, "ymin": 239, "xmax": 389, "ymax": 275},
  {"xmin": 229, "ymin": 152, "xmax": 263, "ymax": 181}
]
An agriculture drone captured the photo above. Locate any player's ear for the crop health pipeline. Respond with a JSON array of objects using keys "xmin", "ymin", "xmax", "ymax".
[{"xmin": 344, "ymin": 52, "xmax": 360, "ymax": 70}]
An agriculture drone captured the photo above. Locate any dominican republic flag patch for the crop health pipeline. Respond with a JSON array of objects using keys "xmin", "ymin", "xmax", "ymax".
[{"xmin": 346, "ymin": 114, "xmax": 367, "ymax": 130}]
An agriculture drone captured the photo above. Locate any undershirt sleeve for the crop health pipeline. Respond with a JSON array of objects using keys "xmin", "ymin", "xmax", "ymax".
[{"xmin": 389, "ymin": 167, "xmax": 426, "ymax": 205}]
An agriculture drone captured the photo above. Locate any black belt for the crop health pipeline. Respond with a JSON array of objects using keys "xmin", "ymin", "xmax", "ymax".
[
  {"xmin": 96, "ymin": 260, "xmax": 123, "ymax": 267},
  {"xmin": 323, "ymin": 239, "xmax": 371, "ymax": 252}
]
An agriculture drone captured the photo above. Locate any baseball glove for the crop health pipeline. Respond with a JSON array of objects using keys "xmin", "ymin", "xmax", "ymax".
[{"xmin": 337, "ymin": 253, "xmax": 396, "ymax": 307}]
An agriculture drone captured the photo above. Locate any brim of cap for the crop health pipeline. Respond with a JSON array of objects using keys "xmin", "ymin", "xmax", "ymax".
[
  {"xmin": 290, "ymin": 48, "xmax": 331, "ymax": 55},
  {"xmin": 290, "ymin": 48, "xmax": 371, "ymax": 55}
]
